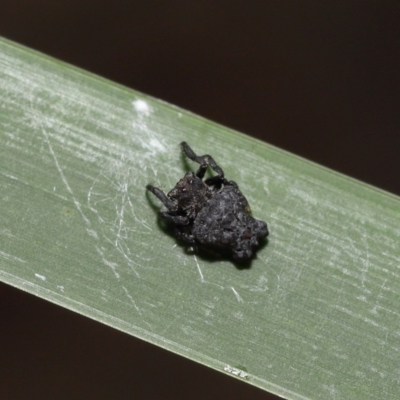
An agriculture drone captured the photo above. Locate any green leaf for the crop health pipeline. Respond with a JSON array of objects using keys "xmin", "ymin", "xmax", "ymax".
[{"xmin": 1, "ymin": 37, "xmax": 400, "ymax": 400}]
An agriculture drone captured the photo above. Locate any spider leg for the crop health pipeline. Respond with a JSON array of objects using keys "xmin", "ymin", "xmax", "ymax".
[
  {"xmin": 146, "ymin": 184, "xmax": 177, "ymax": 211},
  {"xmin": 181, "ymin": 141, "xmax": 224, "ymax": 180},
  {"xmin": 159, "ymin": 211, "xmax": 189, "ymax": 225}
]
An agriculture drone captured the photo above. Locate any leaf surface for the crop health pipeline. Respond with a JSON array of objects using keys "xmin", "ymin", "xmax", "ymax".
[{"xmin": 1, "ymin": 38, "xmax": 400, "ymax": 399}]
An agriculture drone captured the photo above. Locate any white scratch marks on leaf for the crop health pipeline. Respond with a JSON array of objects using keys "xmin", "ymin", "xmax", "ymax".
[
  {"xmin": 224, "ymin": 365, "xmax": 249, "ymax": 380},
  {"xmin": 34, "ymin": 273, "xmax": 46, "ymax": 281},
  {"xmin": 122, "ymin": 285, "xmax": 142, "ymax": 316},
  {"xmin": 86, "ymin": 229, "xmax": 99, "ymax": 239},
  {"xmin": 131, "ymin": 99, "xmax": 167, "ymax": 157},
  {"xmin": 109, "ymin": 239, "xmax": 141, "ymax": 279},
  {"xmin": 233, "ymin": 311, "xmax": 244, "ymax": 320},
  {"xmin": 189, "ymin": 255, "xmax": 226, "ymax": 290},
  {"xmin": 231, "ymin": 286, "xmax": 244, "ymax": 303},
  {"xmin": 95, "ymin": 245, "xmax": 120, "ymax": 279},
  {"xmin": 87, "ymin": 161, "xmax": 148, "ymax": 279},
  {"xmin": 322, "ymin": 383, "xmax": 341, "ymax": 400},
  {"xmin": 0, "ymin": 250, "xmax": 26, "ymax": 264},
  {"xmin": 193, "ymin": 254, "xmax": 205, "ymax": 282},
  {"xmin": 370, "ymin": 279, "xmax": 388, "ymax": 316},
  {"xmin": 359, "ymin": 232, "xmax": 372, "ymax": 288},
  {"xmin": 41, "ymin": 127, "xmax": 91, "ymax": 227},
  {"xmin": 247, "ymin": 274, "xmax": 270, "ymax": 292},
  {"xmin": 122, "ymin": 286, "xmax": 153, "ymax": 330},
  {"xmin": 1, "ymin": 172, "xmax": 19, "ymax": 181}
]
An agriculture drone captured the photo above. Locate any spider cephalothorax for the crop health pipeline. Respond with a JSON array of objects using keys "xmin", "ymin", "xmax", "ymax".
[{"xmin": 146, "ymin": 142, "xmax": 268, "ymax": 261}]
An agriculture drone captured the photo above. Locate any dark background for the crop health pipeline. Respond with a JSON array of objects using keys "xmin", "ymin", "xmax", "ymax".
[{"xmin": 1, "ymin": 2, "xmax": 399, "ymax": 399}]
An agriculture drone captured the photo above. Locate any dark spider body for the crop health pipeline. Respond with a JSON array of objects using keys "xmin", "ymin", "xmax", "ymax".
[{"xmin": 146, "ymin": 142, "xmax": 269, "ymax": 261}]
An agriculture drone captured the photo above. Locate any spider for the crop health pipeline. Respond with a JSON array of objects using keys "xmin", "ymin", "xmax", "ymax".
[{"xmin": 146, "ymin": 142, "xmax": 269, "ymax": 261}]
